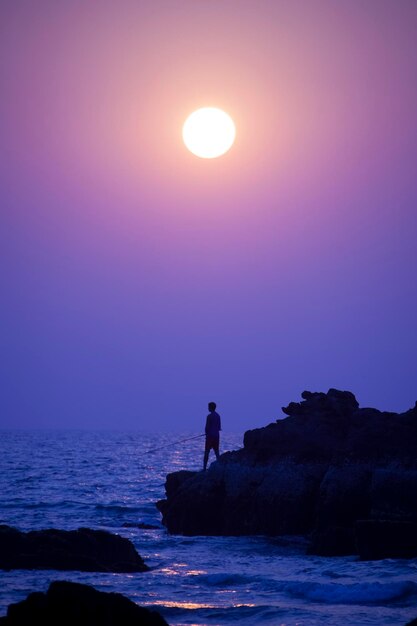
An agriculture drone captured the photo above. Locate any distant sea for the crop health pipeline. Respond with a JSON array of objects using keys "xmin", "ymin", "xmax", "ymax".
[{"xmin": 0, "ymin": 430, "xmax": 416, "ymax": 626}]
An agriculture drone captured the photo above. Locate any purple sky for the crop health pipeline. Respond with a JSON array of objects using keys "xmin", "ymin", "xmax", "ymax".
[{"xmin": 1, "ymin": 1, "xmax": 416, "ymax": 432}]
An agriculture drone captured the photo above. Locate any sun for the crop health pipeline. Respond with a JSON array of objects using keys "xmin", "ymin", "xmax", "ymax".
[{"xmin": 182, "ymin": 107, "xmax": 236, "ymax": 159}]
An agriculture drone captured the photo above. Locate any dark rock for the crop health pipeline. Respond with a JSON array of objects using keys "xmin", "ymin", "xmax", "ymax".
[
  {"xmin": 281, "ymin": 401, "xmax": 302, "ymax": 416},
  {"xmin": 315, "ymin": 465, "xmax": 372, "ymax": 529},
  {"xmin": 356, "ymin": 520, "xmax": 417, "ymax": 560},
  {"xmin": 309, "ymin": 526, "xmax": 357, "ymax": 556},
  {"xmin": 156, "ymin": 389, "xmax": 417, "ymax": 559},
  {"xmin": 158, "ymin": 461, "xmax": 326, "ymax": 536},
  {"xmin": 0, "ymin": 580, "xmax": 168, "ymax": 625},
  {"xmin": 122, "ymin": 522, "xmax": 160, "ymax": 530},
  {"xmin": 165, "ymin": 470, "xmax": 198, "ymax": 499},
  {"xmin": 0, "ymin": 526, "xmax": 148, "ymax": 572},
  {"xmin": 370, "ymin": 469, "xmax": 417, "ymax": 521},
  {"xmin": 282, "ymin": 389, "xmax": 358, "ymax": 421},
  {"xmin": 158, "ymin": 469, "xmax": 227, "ymax": 535}
]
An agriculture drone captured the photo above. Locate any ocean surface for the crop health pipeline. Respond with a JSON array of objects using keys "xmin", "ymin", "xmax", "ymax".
[{"xmin": 0, "ymin": 430, "xmax": 416, "ymax": 626}]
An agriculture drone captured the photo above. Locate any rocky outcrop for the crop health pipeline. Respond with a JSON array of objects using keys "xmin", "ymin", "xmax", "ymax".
[
  {"xmin": 0, "ymin": 526, "xmax": 149, "ymax": 572},
  {"xmin": 157, "ymin": 389, "xmax": 417, "ymax": 558},
  {"xmin": 0, "ymin": 580, "xmax": 168, "ymax": 625},
  {"xmin": 355, "ymin": 520, "xmax": 417, "ymax": 560}
]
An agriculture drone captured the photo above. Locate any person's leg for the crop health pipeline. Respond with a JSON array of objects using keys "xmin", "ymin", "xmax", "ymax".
[
  {"xmin": 203, "ymin": 448, "xmax": 209, "ymax": 470},
  {"xmin": 214, "ymin": 438, "xmax": 220, "ymax": 461}
]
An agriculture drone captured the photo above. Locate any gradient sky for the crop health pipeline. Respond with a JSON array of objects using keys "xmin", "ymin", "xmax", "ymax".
[{"xmin": 1, "ymin": 0, "xmax": 416, "ymax": 432}]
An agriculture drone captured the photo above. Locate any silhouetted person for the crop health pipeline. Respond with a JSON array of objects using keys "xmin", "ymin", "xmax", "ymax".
[{"xmin": 204, "ymin": 402, "xmax": 221, "ymax": 470}]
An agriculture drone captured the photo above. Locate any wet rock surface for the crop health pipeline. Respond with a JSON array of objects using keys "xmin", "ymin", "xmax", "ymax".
[
  {"xmin": 157, "ymin": 389, "xmax": 417, "ymax": 558},
  {"xmin": 0, "ymin": 580, "xmax": 168, "ymax": 626},
  {"xmin": 0, "ymin": 526, "xmax": 149, "ymax": 572}
]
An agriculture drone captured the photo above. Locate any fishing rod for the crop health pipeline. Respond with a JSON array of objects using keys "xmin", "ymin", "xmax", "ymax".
[{"xmin": 146, "ymin": 433, "xmax": 205, "ymax": 454}]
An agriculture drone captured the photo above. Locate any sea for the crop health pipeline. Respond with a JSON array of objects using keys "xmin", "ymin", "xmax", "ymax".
[{"xmin": 0, "ymin": 430, "xmax": 416, "ymax": 626}]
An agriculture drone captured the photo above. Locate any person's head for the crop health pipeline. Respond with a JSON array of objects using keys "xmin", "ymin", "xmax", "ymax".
[{"xmin": 208, "ymin": 402, "xmax": 216, "ymax": 412}]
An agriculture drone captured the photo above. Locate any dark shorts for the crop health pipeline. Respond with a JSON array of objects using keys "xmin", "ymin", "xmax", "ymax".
[{"xmin": 205, "ymin": 436, "xmax": 219, "ymax": 452}]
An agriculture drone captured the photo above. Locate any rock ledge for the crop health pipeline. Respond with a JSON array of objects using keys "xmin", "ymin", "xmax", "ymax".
[
  {"xmin": 157, "ymin": 389, "xmax": 417, "ymax": 558},
  {"xmin": 0, "ymin": 526, "xmax": 149, "ymax": 572},
  {"xmin": 0, "ymin": 581, "xmax": 168, "ymax": 626}
]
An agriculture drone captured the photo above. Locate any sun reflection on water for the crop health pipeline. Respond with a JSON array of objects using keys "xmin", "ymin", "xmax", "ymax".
[
  {"xmin": 159, "ymin": 564, "xmax": 206, "ymax": 576},
  {"xmin": 149, "ymin": 600, "xmax": 256, "ymax": 610}
]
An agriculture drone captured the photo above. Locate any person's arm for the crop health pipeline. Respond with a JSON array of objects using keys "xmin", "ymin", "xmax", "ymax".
[{"xmin": 205, "ymin": 415, "xmax": 210, "ymax": 434}]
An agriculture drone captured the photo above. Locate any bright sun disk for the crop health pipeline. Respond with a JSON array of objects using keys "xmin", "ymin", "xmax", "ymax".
[{"xmin": 182, "ymin": 107, "xmax": 236, "ymax": 159}]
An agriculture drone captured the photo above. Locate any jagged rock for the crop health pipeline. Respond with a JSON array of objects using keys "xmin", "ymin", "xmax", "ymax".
[
  {"xmin": 282, "ymin": 389, "xmax": 359, "ymax": 419},
  {"xmin": 0, "ymin": 580, "xmax": 168, "ymax": 626},
  {"xmin": 122, "ymin": 522, "xmax": 161, "ymax": 530},
  {"xmin": 315, "ymin": 465, "xmax": 372, "ymax": 529},
  {"xmin": 309, "ymin": 526, "xmax": 357, "ymax": 556},
  {"xmin": 356, "ymin": 520, "xmax": 417, "ymax": 560},
  {"xmin": 165, "ymin": 470, "xmax": 198, "ymax": 499},
  {"xmin": 156, "ymin": 389, "xmax": 417, "ymax": 558},
  {"xmin": 0, "ymin": 526, "xmax": 148, "ymax": 572},
  {"xmin": 158, "ymin": 460, "xmax": 326, "ymax": 536},
  {"xmin": 370, "ymin": 469, "xmax": 417, "ymax": 521}
]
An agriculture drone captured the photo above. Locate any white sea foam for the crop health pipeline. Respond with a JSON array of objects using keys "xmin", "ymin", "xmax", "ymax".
[{"xmin": 282, "ymin": 579, "xmax": 417, "ymax": 605}]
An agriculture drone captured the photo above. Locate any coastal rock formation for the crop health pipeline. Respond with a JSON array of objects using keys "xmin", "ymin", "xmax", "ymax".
[
  {"xmin": 157, "ymin": 389, "xmax": 417, "ymax": 558},
  {"xmin": 0, "ymin": 526, "xmax": 148, "ymax": 572},
  {"xmin": 355, "ymin": 520, "xmax": 417, "ymax": 560},
  {"xmin": 0, "ymin": 581, "xmax": 168, "ymax": 626}
]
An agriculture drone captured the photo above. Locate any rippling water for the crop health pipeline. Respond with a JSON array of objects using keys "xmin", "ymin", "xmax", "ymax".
[{"xmin": 0, "ymin": 430, "xmax": 416, "ymax": 625}]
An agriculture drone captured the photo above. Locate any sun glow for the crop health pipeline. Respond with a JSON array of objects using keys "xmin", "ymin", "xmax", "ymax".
[{"xmin": 182, "ymin": 107, "xmax": 236, "ymax": 159}]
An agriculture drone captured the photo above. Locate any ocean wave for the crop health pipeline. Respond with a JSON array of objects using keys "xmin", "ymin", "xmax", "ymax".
[
  {"xmin": 196, "ymin": 572, "xmax": 260, "ymax": 586},
  {"xmin": 2, "ymin": 431, "xmax": 417, "ymax": 626},
  {"xmin": 94, "ymin": 503, "xmax": 144, "ymax": 513},
  {"xmin": 281, "ymin": 579, "xmax": 417, "ymax": 605},
  {"xmin": 149, "ymin": 602, "xmax": 279, "ymax": 623},
  {"xmin": 183, "ymin": 572, "xmax": 417, "ymax": 606},
  {"xmin": 0, "ymin": 500, "xmax": 145, "ymax": 514},
  {"xmin": 0, "ymin": 500, "xmax": 87, "ymax": 510}
]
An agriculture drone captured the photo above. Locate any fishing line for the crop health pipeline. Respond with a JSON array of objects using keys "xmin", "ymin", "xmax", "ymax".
[{"xmin": 146, "ymin": 433, "xmax": 205, "ymax": 454}]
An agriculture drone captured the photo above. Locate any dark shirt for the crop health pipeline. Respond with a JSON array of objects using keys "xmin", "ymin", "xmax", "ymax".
[{"xmin": 205, "ymin": 411, "xmax": 221, "ymax": 438}]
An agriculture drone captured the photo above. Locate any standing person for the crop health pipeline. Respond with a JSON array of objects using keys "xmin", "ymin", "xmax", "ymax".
[{"xmin": 204, "ymin": 402, "xmax": 221, "ymax": 470}]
